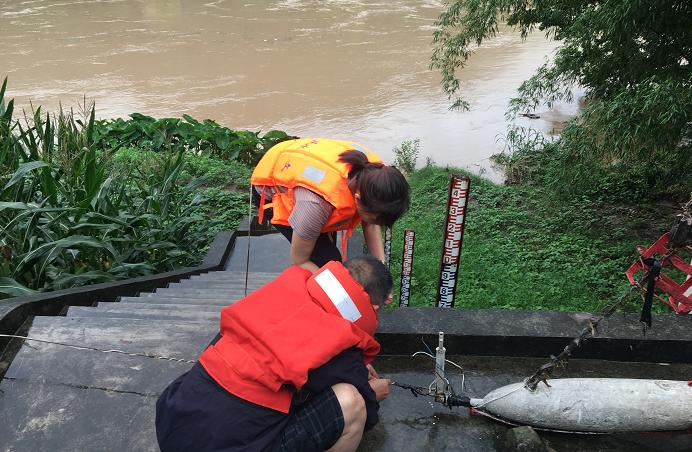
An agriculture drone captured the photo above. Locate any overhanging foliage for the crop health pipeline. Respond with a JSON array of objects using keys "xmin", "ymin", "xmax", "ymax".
[{"xmin": 432, "ymin": 0, "xmax": 692, "ymax": 196}]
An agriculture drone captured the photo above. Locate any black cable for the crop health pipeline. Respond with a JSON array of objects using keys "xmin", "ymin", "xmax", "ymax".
[{"xmin": 640, "ymin": 257, "xmax": 662, "ymax": 330}]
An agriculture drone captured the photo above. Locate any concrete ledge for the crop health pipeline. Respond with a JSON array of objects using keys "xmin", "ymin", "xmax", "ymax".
[
  {"xmin": 0, "ymin": 230, "xmax": 237, "ymax": 354},
  {"xmin": 376, "ymin": 307, "xmax": 692, "ymax": 363}
]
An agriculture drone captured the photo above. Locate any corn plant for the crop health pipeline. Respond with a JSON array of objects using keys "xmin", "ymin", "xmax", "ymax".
[{"xmin": 0, "ymin": 79, "xmax": 213, "ymax": 298}]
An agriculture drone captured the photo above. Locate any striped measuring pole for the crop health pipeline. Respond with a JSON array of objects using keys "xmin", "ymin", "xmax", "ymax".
[
  {"xmin": 436, "ymin": 174, "xmax": 470, "ymax": 308},
  {"xmin": 399, "ymin": 228, "xmax": 415, "ymax": 307}
]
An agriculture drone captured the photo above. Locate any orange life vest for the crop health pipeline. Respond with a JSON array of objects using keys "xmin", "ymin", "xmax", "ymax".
[
  {"xmin": 251, "ymin": 138, "xmax": 383, "ymax": 251},
  {"xmin": 198, "ymin": 262, "xmax": 380, "ymax": 413}
]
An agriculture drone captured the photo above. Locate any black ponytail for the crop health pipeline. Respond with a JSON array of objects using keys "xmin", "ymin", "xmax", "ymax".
[
  {"xmin": 338, "ymin": 150, "xmax": 383, "ymax": 179},
  {"xmin": 339, "ymin": 150, "xmax": 410, "ymax": 227}
]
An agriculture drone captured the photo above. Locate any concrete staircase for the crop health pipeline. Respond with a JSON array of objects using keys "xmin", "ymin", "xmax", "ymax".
[
  {"xmin": 0, "ymin": 231, "xmax": 365, "ymax": 451},
  {"xmin": 0, "ymin": 269, "xmax": 281, "ymax": 451},
  {"xmin": 0, "ymin": 230, "xmax": 299, "ymax": 451}
]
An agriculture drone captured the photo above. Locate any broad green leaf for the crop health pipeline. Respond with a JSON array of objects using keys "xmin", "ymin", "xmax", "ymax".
[
  {"xmin": 3, "ymin": 160, "xmax": 49, "ymax": 190},
  {"xmin": 0, "ymin": 277, "xmax": 37, "ymax": 297}
]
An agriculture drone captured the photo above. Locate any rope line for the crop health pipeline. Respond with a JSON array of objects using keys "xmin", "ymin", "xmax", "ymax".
[
  {"xmin": 0, "ymin": 334, "xmax": 196, "ymax": 364},
  {"xmin": 472, "ymin": 380, "xmax": 527, "ymax": 408},
  {"xmin": 244, "ymin": 183, "xmax": 253, "ymax": 296}
]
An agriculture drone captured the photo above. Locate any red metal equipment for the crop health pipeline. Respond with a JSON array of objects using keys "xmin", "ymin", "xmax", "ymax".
[{"xmin": 625, "ymin": 232, "xmax": 692, "ymax": 314}]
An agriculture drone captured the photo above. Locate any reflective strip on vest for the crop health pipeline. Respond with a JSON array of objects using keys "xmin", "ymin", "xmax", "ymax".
[
  {"xmin": 301, "ymin": 166, "xmax": 326, "ymax": 184},
  {"xmin": 314, "ymin": 269, "xmax": 362, "ymax": 322}
]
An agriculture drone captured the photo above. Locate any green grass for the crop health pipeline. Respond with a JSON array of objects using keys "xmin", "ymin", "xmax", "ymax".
[{"xmin": 388, "ymin": 165, "xmax": 678, "ymax": 312}]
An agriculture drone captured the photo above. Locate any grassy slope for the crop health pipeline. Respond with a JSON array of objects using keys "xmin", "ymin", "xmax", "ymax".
[
  {"xmin": 106, "ymin": 149, "xmax": 682, "ymax": 313},
  {"xmin": 388, "ymin": 165, "xmax": 677, "ymax": 312}
]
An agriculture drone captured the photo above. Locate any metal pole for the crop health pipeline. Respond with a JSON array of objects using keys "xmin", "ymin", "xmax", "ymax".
[
  {"xmin": 435, "ymin": 174, "xmax": 470, "ymax": 308},
  {"xmin": 433, "ymin": 332, "xmax": 447, "ymax": 398},
  {"xmin": 384, "ymin": 227, "xmax": 392, "ymax": 268},
  {"xmin": 399, "ymin": 228, "xmax": 415, "ymax": 307}
]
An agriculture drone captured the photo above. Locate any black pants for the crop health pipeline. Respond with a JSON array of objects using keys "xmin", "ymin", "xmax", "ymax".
[{"xmin": 252, "ymin": 189, "xmax": 341, "ymax": 267}]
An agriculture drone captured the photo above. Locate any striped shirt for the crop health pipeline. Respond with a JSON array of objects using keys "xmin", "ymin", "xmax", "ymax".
[{"xmin": 254, "ymin": 185, "xmax": 335, "ymax": 240}]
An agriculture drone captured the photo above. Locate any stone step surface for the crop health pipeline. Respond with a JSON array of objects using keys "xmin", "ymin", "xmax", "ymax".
[
  {"xmin": 118, "ymin": 296, "xmax": 235, "ymax": 306},
  {"xmin": 0, "ymin": 313, "xmax": 214, "ymax": 452},
  {"xmin": 67, "ymin": 306, "xmax": 219, "ymax": 321},
  {"xmin": 224, "ymin": 231, "xmax": 363, "ymax": 273},
  {"xmin": 3, "ymin": 230, "xmax": 691, "ymax": 452},
  {"xmin": 166, "ymin": 281, "xmax": 269, "ymax": 289},
  {"xmin": 94, "ymin": 302, "xmax": 223, "ymax": 312},
  {"xmin": 190, "ymin": 270, "xmax": 283, "ymax": 280},
  {"xmin": 3, "ymin": 316, "xmax": 212, "ymax": 392},
  {"xmin": 149, "ymin": 288, "xmax": 251, "ymax": 298}
]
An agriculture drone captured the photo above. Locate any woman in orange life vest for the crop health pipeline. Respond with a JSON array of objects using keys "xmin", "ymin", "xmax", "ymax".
[{"xmin": 251, "ymin": 138, "xmax": 410, "ymax": 277}]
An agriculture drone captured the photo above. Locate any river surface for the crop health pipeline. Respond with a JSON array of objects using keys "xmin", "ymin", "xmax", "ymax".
[{"xmin": 1, "ymin": 0, "xmax": 578, "ymax": 180}]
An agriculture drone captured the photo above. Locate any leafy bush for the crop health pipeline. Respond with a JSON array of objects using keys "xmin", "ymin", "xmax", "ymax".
[
  {"xmin": 0, "ymin": 80, "xmax": 254, "ymax": 298},
  {"xmin": 93, "ymin": 113, "xmax": 295, "ymax": 165},
  {"xmin": 432, "ymin": 1, "xmax": 692, "ymax": 200},
  {"xmin": 392, "ymin": 139, "xmax": 420, "ymax": 175},
  {"xmin": 182, "ymin": 154, "xmax": 251, "ymax": 190}
]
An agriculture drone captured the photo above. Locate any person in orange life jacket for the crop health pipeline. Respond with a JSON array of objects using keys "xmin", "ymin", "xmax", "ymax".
[
  {"xmin": 155, "ymin": 256, "xmax": 393, "ymax": 452},
  {"xmin": 251, "ymin": 138, "xmax": 410, "ymax": 280}
]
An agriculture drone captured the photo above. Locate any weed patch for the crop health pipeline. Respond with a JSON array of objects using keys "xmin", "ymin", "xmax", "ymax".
[{"xmin": 388, "ymin": 166, "xmax": 678, "ymax": 312}]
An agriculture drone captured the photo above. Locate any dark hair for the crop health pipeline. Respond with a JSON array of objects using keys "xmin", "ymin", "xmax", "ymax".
[
  {"xmin": 343, "ymin": 255, "xmax": 393, "ymax": 307},
  {"xmin": 339, "ymin": 150, "xmax": 410, "ymax": 228}
]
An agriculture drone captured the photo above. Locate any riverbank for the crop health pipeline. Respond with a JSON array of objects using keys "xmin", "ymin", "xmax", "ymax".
[
  {"xmin": 388, "ymin": 165, "xmax": 679, "ymax": 312},
  {"xmin": 2, "ymin": 94, "xmax": 682, "ymax": 310}
]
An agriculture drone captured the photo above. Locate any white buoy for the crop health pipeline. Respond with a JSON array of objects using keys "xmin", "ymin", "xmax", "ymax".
[{"xmin": 469, "ymin": 378, "xmax": 692, "ymax": 433}]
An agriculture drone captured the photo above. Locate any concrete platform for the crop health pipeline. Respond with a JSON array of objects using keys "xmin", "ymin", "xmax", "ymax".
[
  {"xmin": 361, "ymin": 356, "xmax": 692, "ymax": 452},
  {"xmin": 2, "ymin": 230, "xmax": 691, "ymax": 451}
]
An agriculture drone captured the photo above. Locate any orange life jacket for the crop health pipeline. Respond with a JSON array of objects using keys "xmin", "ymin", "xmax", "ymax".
[
  {"xmin": 251, "ymin": 138, "xmax": 383, "ymax": 253},
  {"xmin": 198, "ymin": 262, "xmax": 380, "ymax": 413}
]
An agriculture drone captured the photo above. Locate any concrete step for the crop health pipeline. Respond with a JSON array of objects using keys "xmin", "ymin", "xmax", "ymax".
[
  {"xmin": 224, "ymin": 235, "xmax": 291, "ymax": 272},
  {"xmin": 94, "ymin": 302, "xmax": 222, "ymax": 313},
  {"xmin": 190, "ymin": 270, "xmax": 281, "ymax": 281},
  {"xmin": 67, "ymin": 306, "xmax": 219, "ymax": 321},
  {"xmin": 189, "ymin": 272, "xmax": 279, "ymax": 282},
  {"xmin": 3, "ymin": 316, "xmax": 214, "ymax": 393},
  {"xmin": 0, "ymin": 378, "xmax": 159, "ymax": 451},
  {"xmin": 224, "ymin": 231, "xmax": 364, "ymax": 272},
  {"xmin": 165, "ymin": 281, "xmax": 268, "ymax": 290},
  {"xmin": 0, "ymin": 315, "xmax": 216, "ymax": 451},
  {"xmin": 118, "ymin": 296, "xmax": 235, "ymax": 306},
  {"xmin": 149, "ymin": 288, "xmax": 249, "ymax": 298}
]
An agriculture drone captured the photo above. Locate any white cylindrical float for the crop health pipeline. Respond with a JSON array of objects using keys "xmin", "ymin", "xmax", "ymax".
[{"xmin": 470, "ymin": 378, "xmax": 692, "ymax": 433}]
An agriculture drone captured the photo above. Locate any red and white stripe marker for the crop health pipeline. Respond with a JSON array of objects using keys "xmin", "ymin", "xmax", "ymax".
[{"xmin": 436, "ymin": 174, "xmax": 470, "ymax": 308}]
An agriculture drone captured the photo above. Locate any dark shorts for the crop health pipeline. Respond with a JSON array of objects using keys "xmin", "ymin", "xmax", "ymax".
[
  {"xmin": 281, "ymin": 388, "xmax": 345, "ymax": 451},
  {"xmin": 156, "ymin": 363, "xmax": 345, "ymax": 452}
]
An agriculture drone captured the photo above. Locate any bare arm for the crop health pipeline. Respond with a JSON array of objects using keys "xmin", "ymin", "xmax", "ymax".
[
  {"xmin": 290, "ymin": 232, "xmax": 320, "ymax": 273},
  {"xmin": 362, "ymin": 222, "xmax": 385, "ymax": 262},
  {"xmin": 368, "ymin": 378, "xmax": 391, "ymax": 401}
]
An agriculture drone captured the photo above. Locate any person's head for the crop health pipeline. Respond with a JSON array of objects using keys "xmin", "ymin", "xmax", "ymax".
[
  {"xmin": 339, "ymin": 150, "xmax": 410, "ymax": 227},
  {"xmin": 343, "ymin": 255, "xmax": 393, "ymax": 310}
]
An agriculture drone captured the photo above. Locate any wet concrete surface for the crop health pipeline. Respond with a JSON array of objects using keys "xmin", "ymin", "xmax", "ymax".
[
  {"xmin": 361, "ymin": 355, "xmax": 692, "ymax": 452},
  {"xmin": 2, "ymin": 227, "xmax": 691, "ymax": 451}
]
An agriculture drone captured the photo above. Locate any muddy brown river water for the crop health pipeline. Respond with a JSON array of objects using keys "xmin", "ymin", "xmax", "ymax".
[{"xmin": 1, "ymin": 0, "xmax": 578, "ymax": 179}]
